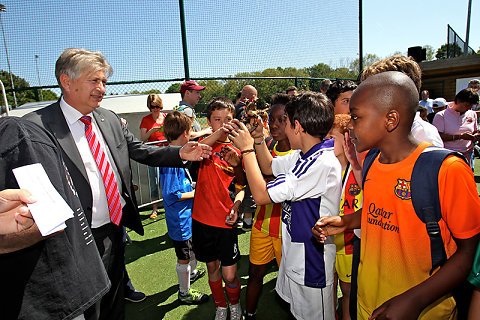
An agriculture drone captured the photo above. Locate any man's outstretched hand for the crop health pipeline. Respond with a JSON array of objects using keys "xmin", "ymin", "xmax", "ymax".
[{"xmin": 179, "ymin": 141, "xmax": 213, "ymax": 161}]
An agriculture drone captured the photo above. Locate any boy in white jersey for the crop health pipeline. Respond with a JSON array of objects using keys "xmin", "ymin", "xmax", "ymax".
[{"xmin": 229, "ymin": 92, "xmax": 342, "ymax": 320}]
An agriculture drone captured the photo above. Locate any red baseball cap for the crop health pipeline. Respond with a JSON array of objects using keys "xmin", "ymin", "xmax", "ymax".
[{"xmin": 180, "ymin": 81, "xmax": 205, "ymax": 94}]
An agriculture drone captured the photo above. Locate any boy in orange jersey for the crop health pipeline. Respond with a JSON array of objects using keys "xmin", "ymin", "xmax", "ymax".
[
  {"xmin": 313, "ymin": 71, "xmax": 480, "ymax": 319},
  {"xmin": 191, "ymin": 97, "xmax": 246, "ymax": 320},
  {"xmin": 244, "ymin": 93, "xmax": 294, "ymax": 320}
]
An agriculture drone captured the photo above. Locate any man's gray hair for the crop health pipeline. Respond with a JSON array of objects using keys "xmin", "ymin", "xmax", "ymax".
[{"xmin": 55, "ymin": 48, "xmax": 113, "ymax": 91}]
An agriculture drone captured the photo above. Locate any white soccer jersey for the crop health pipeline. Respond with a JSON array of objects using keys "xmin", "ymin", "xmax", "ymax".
[{"xmin": 268, "ymin": 139, "xmax": 342, "ymax": 289}]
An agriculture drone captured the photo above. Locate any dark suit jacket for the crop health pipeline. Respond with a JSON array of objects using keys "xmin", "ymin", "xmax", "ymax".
[{"xmin": 24, "ymin": 101, "xmax": 185, "ymax": 235}]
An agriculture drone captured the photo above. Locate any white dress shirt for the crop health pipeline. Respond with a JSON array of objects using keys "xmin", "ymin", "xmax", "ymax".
[
  {"xmin": 411, "ymin": 112, "xmax": 444, "ymax": 148},
  {"xmin": 60, "ymin": 98, "xmax": 125, "ymax": 228}
]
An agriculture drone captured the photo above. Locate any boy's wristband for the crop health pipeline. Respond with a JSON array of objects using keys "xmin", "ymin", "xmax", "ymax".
[
  {"xmin": 254, "ymin": 137, "xmax": 265, "ymax": 145},
  {"xmin": 241, "ymin": 148, "xmax": 255, "ymax": 155}
]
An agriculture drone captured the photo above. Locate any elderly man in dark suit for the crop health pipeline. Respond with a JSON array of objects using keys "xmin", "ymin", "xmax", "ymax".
[{"xmin": 24, "ymin": 48, "xmax": 212, "ymax": 320}]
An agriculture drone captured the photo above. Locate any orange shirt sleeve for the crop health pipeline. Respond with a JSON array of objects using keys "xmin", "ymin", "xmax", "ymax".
[{"xmin": 439, "ymin": 156, "xmax": 480, "ymax": 239}]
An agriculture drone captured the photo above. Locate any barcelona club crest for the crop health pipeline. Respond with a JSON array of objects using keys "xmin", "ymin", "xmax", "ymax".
[
  {"xmin": 394, "ymin": 179, "xmax": 411, "ymax": 200},
  {"xmin": 348, "ymin": 183, "xmax": 361, "ymax": 196}
]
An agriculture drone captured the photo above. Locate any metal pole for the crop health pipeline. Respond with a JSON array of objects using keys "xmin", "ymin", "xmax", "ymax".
[
  {"xmin": 35, "ymin": 55, "xmax": 43, "ymax": 101},
  {"xmin": 464, "ymin": 0, "xmax": 472, "ymax": 56},
  {"xmin": 0, "ymin": 79, "xmax": 9, "ymax": 115},
  {"xmin": 179, "ymin": 0, "xmax": 190, "ymax": 80},
  {"xmin": 359, "ymin": 0, "xmax": 363, "ymax": 75},
  {"xmin": 0, "ymin": 5, "xmax": 16, "ymax": 108}
]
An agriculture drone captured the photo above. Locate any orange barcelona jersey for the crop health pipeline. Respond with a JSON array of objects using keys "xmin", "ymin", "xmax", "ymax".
[
  {"xmin": 253, "ymin": 142, "xmax": 293, "ymax": 238},
  {"xmin": 357, "ymin": 142, "xmax": 480, "ymax": 319}
]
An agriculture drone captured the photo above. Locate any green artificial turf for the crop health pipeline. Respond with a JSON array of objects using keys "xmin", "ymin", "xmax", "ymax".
[{"xmin": 125, "ymin": 210, "xmax": 290, "ymax": 319}]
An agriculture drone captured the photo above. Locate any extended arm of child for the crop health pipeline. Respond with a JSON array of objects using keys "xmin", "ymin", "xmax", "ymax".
[
  {"xmin": 369, "ymin": 234, "xmax": 480, "ymax": 320},
  {"xmin": 199, "ymin": 126, "xmax": 229, "ymax": 146},
  {"xmin": 311, "ymin": 209, "xmax": 362, "ymax": 242},
  {"xmin": 248, "ymin": 118, "xmax": 274, "ymax": 176},
  {"xmin": 228, "ymin": 121, "xmax": 272, "ymax": 206},
  {"xmin": 221, "ymin": 145, "xmax": 246, "ymax": 226}
]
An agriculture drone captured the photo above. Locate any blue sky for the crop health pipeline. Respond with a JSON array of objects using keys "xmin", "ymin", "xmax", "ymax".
[{"xmin": 0, "ymin": 0, "xmax": 478, "ymax": 92}]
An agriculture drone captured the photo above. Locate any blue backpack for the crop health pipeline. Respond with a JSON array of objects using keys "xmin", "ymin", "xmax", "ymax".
[{"xmin": 361, "ymin": 146, "xmax": 467, "ymax": 274}]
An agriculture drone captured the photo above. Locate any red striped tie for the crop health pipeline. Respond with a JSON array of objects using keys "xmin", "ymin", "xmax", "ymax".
[{"xmin": 80, "ymin": 116, "xmax": 122, "ymax": 226}]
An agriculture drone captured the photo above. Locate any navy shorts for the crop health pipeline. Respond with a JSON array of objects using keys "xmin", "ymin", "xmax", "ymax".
[
  {"xmin": 172, "ymin": 238, "xmax": 195, "ymax": 261},
  {"xmin": 192, "ymin": 219, "xmax": 240, "ymax": 266}
]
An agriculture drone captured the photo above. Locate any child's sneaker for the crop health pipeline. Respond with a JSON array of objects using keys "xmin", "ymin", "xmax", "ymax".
[
  {"xmin": 230, "ymin": 303, "xmax": 243, "ymax": 320},
  {"xmin": 149, "ymin": 210, "xmax": 157, "ymax": 219},
  {"xmin": 214, "ymin": 306, "xmax": 228, "ymax": 320},
  {"xmin": 178, "ymin": 288, "xmax": 209, "ymax": 305},
  {"xmin": 190, "ymin": 267, "xmax": 206, "ymax": 283}
]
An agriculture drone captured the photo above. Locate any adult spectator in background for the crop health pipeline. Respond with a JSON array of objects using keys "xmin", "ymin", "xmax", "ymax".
[
  {"xmin": 427, "ymin": 98, "xmax": 447, "ymax": 123},
  {"xmin": 361, "ymin": 54, "xmax": 443, "ymax": 147},
  {"xmin": 285, "ymin": 85, "xmax": 298, "ymax": 95},
  {"xmin": 468, "ymin": 79, "xmax": 480, "ymax": 92},
  {"xmin": 0, "ymin": 116, "xmax": 110, "ymax": 320},
  {"xmin": 468, "ymin": 79, "xmax": 480, "ymax": 112},
  {"xmin": 419, "ymin": 89, "xmax": 434, "ymax": 114},
  {"xmin": 24, "ymin": 48, "xmax": 212, "ymax": 320},
  {"xmin": 235, "ymin": 85, "xmax": 258, "ymax": 120},
  {"xmin": 320, "ymin": 79, "xmax": 332, "ymax": 95},
  {"xmin": 178, "ymin": 81, "xmax": 212, "ymax": 140},
  {"xmin": 433, "ymin": 88, "xmax": 480, "ymax": 170},
  {"xmin": 140, "ymin": 94, "xmax": 167, "ymax": 219},
  {"xmin": 326, "ymin": 80, "xmax": 357, "ymax": 115}
]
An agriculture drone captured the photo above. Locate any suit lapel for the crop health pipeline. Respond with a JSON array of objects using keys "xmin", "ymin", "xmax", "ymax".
[{"xmin": 46, "ymin": 102, "xmax": 89, "ymax": 182}]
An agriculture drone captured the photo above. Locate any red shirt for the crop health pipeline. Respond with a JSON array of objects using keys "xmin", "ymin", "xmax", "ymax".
[
  {"xmin": 192, "ymin": 140, "xmax": 241, "ymax": 228},
  {"xmin": 140, "ymin": 113, "xmax": 167, "ymax": 146}
]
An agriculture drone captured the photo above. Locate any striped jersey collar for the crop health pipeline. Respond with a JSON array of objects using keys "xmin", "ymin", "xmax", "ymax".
[{"xmin": 300, "ymin": 139, "xmax": 334, "ymax": 160}]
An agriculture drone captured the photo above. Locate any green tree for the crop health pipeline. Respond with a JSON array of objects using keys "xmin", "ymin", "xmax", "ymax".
[
  {"xmin": 0, "ymin": 70, "xmax": 59, "ymax": 108},
  {"xmin": 435, "ymin": 43, "xmax": 463, "ymax": 59},
  {"xmin": 348, "ymin": 53, "xmax": 381, "ymax": 74},
  {"xmin": 165, "ymin": 83, "xmax": 181, "ymax": 93},
  {"xmin": 41, "ymin": 89, "xmax": 58, "ymax": 101},
  {"xmin": 423, "ymin": 45, "xmax": 435, "ymax": 61}
]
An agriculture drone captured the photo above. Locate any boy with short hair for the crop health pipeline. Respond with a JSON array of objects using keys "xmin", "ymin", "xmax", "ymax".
[
  {"xmin": 229, "ymin": 92, "xmax": 342, "ymax": 320},
  {"xmin": 158, "ymin": 111, "xmax": 208, "ymax": 305},
  {"xmin": 191, "ymin": 97, "xmax": 246, "ymax": 320},
  {"xmin": 313, "ymin": 71, "xmax": 480, "ymax": 319}
]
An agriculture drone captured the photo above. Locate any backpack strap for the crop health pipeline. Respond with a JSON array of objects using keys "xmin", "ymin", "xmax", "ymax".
[
  {"xmin": 361, "ymin": 148, "xmax": 380, "ymax": 189},
  {"xmin": 411, "ymin": 146, "xmax": 467, "ymax": 274},
  {"xmin": 175, "ymin": 105, "xmax": 186, "ymax": 112}
]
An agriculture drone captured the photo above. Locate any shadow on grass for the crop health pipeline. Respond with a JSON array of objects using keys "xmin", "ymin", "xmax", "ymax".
[
  {"xmin": 125, "ymin": 284, "xmax": 202, "ymax": 320},
  {"xmin": 125, "ymin": 230, "xmax": 174, "ymax": 264}
]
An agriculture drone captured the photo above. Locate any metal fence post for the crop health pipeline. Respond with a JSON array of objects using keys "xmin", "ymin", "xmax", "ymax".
[{"xmin": 179, "ymin": 0, "xmax": 190, "ymax": 81}]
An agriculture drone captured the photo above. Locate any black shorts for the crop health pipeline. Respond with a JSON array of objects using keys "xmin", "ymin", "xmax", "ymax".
[
  {"xmin": 172, "ymin": 238, "xmax": 195, "ymax": 261},
  {"xmin": 192, "ymin": 219, "xmax": 241, "ymax": 266}
]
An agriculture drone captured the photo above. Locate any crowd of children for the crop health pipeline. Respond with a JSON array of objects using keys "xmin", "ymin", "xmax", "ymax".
[{"xmin": 153, "ymin": 56, "xmax": 480, "ymax": 320}]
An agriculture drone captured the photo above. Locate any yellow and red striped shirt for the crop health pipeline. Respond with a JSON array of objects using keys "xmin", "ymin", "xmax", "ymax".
[{"xmin": 253, "ymin": 142, "xmax": 293, "ymax": 238}]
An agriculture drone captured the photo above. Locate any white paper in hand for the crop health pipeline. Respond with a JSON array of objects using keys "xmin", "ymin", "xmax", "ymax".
[{"xmin": 13, "ymin": 163, "xmax": 74, "ymax": 236}]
